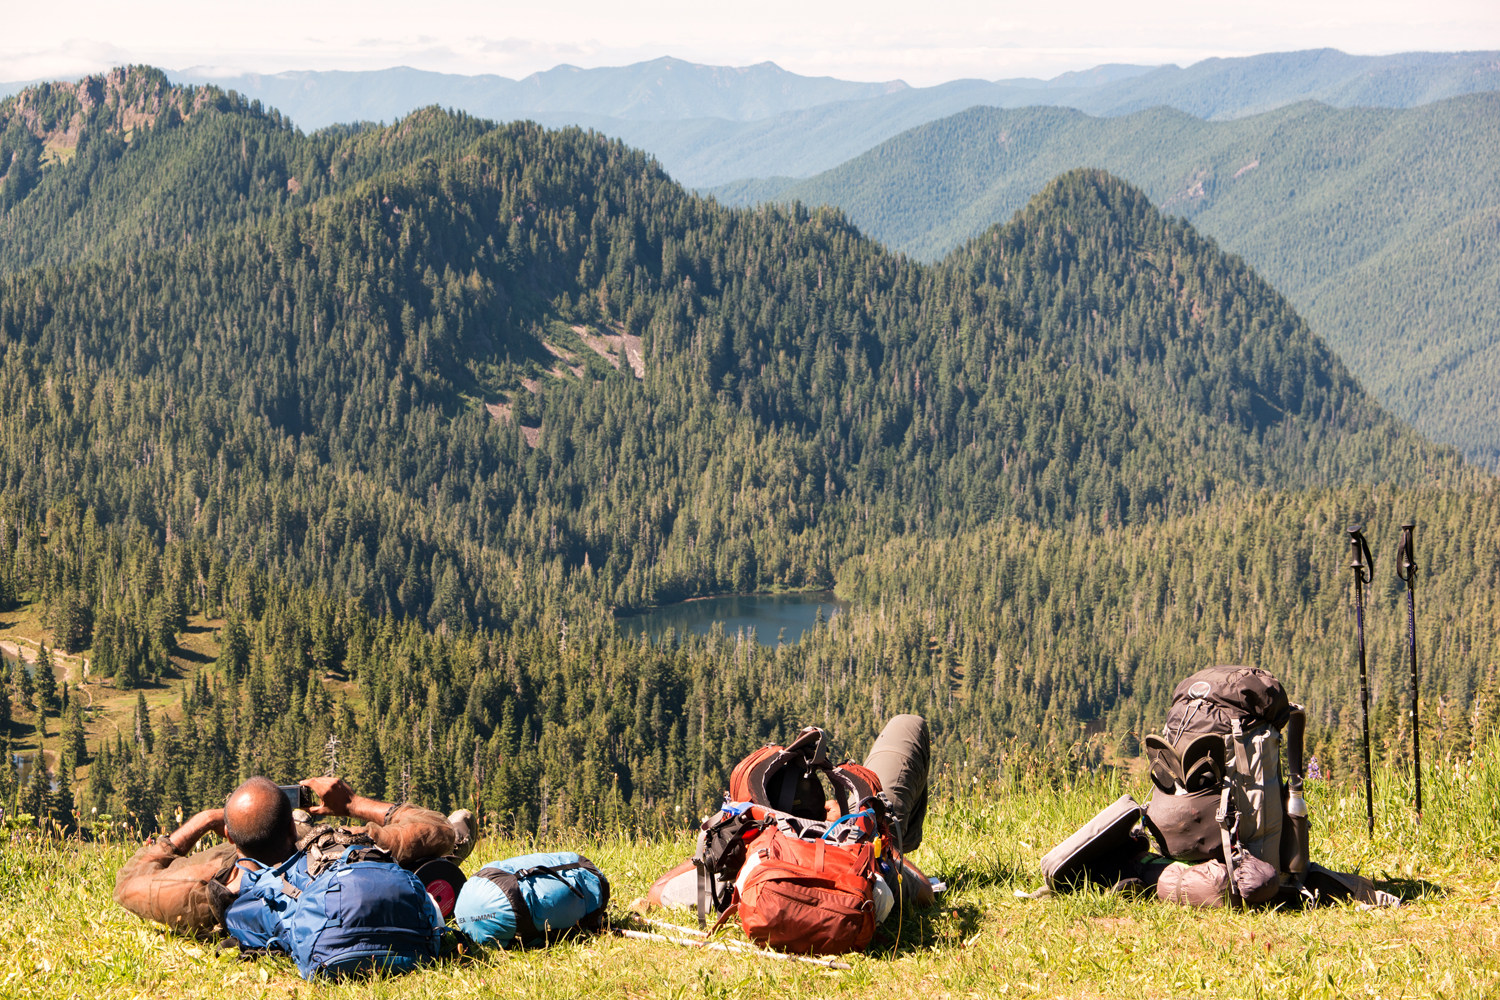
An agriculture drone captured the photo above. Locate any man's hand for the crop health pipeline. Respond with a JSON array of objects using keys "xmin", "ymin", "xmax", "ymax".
[
  {"xmin": 300, "ymin": 776, "xmax": 354, "ymax": 817},
  {"xmin": 201, "ymin": 809, "xmax": 226, "ymax": 838}
]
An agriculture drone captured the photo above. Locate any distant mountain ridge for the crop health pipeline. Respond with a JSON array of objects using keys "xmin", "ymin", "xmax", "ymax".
[
  {"xmin": 152, "ymin": 48, "xmax": 1500, "ymax": 187},
  {"xmin": 171, "ymin": 57, "xmax": 908, "ymax": 126},
  {"xmin": 8, "ymin": 50, "xmax": 1498, "ymax": 188}
]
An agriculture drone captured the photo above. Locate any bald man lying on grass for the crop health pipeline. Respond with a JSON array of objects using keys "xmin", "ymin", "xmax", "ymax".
[{"xmin": 113, "ymin": 776, "xmax": 474, "ymax": 937}]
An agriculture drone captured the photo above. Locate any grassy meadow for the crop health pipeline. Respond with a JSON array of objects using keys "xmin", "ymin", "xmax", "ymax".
[{"xmin": 3, "ymin": 753, "xmax": 1498, "ymax": 1000}]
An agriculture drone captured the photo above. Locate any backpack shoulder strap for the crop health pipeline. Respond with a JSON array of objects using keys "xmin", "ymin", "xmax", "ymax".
[
  {"xmin": 730, "ymin": 728, "xmax": 832, "ymax": 811},
  {"xmin": 829, "ymin": 762, "xmax": 882, "ymax": 815}
]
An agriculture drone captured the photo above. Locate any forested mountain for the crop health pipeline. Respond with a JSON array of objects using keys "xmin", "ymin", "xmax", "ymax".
[
  {"xmin": 0, "ymin": 103, "xmax": 1450, "ymax": 629},
  {"xmin": 0, "ymin": 69, "xmax": 493, "ymax": 274},
  {"xmin": 714, "ymin": 95, "xmax": 1500, "ymax": 468},
  {"xmin": 0, "ymin": 68, "xmax": 1487, "ymax": 838}
]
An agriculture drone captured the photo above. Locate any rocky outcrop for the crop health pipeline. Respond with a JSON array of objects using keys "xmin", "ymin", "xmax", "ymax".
[{"xmin": 1, "ymin": 65, "xmax": 238, "ymax": 151}]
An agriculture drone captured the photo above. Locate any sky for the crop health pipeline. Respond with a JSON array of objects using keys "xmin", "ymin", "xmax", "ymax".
[{"xmin": 3, "ymin": 0, "xmax": 1498, "ymax": 86}]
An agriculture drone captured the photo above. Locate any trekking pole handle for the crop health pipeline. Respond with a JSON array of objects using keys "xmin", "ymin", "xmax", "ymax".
[
  {"xmin": 1397, "ymin": 522, "xmax": 1417, "ymax": 587},
  {"xmin": 1347, "ymin": 525, "xmax": 1374, "ymax": 583}
]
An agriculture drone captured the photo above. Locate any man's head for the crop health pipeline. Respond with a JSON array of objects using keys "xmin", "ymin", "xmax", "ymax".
[{"xmin": 223, "ymin": 777, "xmax": 297, "ymax": 864}]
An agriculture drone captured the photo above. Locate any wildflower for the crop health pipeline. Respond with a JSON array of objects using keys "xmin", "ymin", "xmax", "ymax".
[{"xmin": 1306, "ymin": 755, "xmax": 1322, "ymax": 780}]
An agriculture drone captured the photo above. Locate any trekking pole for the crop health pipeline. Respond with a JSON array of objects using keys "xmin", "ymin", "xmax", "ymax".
[
  {"xmin": 1397, "ymin": 522, "xmax": 1421, "ymax": 821},
  {"xmin": 1347, "ymin": 525, "xmax": 1376, "ymax": 837}
]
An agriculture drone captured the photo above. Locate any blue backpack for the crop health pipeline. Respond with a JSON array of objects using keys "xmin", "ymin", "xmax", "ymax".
[
  {"xmin": 224, "ymin": 854, "xmax": 304, "ymax": 950},
  {"xmin": 454, "ymin": 852, "xmax": 609, "ymax": 947},
  {"xmin": 224, "ymin": 835, "xmax": 444, "ymax": 979}
]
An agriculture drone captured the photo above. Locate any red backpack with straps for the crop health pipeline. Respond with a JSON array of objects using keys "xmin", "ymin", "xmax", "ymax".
[
  {"xmin": 684, "ymin": 727, "xmax": 895, "ymax": 955},
  {"xmin": 732, "ymin": 825, "xmax": 878, "ymax": 955}
]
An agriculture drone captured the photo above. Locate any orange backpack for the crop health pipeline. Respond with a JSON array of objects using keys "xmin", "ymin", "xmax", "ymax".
[
  {"xmin": 733, "ymin": 826, "xmax": 878, "ymax": 955},
  {"xmin": 690, "ymin": 728, "xmax": 893, "ymax": 955}
]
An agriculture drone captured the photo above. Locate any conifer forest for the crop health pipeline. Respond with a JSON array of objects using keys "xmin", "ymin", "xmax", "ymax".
[{"xmin": 1, "ymin": 67, "xmax": 1497, "ymax": 838}]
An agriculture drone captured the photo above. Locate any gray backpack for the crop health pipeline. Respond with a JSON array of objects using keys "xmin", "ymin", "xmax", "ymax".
[
  {"xmin": 1142, "ymin": 666, "xmax": 1308, "ymax": 889},
  {"xmin": 1038, "ymin": 666, "xmax": 1387, "ymax": 909}
]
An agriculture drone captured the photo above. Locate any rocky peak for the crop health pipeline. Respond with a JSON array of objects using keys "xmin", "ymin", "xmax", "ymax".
[{"xmin": 1, "ymin": 65, "xmax": 257, "ymax": 151}]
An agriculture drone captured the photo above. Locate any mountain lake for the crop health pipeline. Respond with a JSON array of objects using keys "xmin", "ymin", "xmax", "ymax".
[{"xmin": 615, "ymin": 591, "xmax": 851, "ymax": 645}]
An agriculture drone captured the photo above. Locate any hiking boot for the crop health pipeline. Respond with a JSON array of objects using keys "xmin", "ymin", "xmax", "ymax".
[{"xmin": 448, "ymin": 808, "xmax": 476, "ymax": 862}]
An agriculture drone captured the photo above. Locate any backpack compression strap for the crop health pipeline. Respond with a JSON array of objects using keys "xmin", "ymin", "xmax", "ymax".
[
  {"xmin": 1215, "ymin": 724, "xmax": 1242, "ymax": 906},
  {"xmin": 479, "ymin": 868, "xmax": 542, "ymax": 944},
  {"xmin": 510, "ymin": 862, "xmax": 589, "ymax": 899}
]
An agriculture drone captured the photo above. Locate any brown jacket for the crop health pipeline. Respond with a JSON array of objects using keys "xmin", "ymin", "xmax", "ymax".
[{"xmin": 113, "ymin": 804, "xmax": 457, "ymax": 937}]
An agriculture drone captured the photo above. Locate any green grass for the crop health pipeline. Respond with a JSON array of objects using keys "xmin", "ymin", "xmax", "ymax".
[{"xmin": 3, "ymin": 758, "xmax": 1498, "ymax": 999}]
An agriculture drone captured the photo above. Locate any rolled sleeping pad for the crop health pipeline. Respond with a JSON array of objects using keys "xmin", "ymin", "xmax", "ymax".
[
  {"xmin": 1156, "ymin": 851, "xmax": 1279, "ymax": 907},
  {"xmin": 1281, "ymin": 706, "xmax": 1309, "ymax": 874},
  {"xmin": 645, "ymin": 859, "xmax": 698, "ymax": 909}
]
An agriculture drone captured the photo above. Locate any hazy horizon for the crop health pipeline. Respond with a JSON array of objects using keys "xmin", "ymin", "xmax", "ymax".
[{"xmin": 4, "ymin": 0, "xmax": 1496, "ymax": 88}]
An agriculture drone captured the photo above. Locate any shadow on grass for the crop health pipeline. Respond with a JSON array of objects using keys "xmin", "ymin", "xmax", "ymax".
[
  {"xmin": 867, "ymin": 901, "xmax": 985, "ymax": 956},
  {"xmin": 928, "ymin": 847, "xmax": 1032, "ymax": 893}
]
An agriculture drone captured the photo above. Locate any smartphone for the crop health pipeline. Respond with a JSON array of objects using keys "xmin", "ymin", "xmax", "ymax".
[{"xmin": 278, "ymin": 784, "xmax": 311, "ymax": 811}]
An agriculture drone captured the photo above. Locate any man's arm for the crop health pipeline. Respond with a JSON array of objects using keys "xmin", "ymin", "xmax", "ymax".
[
  {"xmin": 161, "ymin": 808, "xmax": 226, "ymax": 854},
  {"xmin": 113, "ymin": 809, "xmax": 237, "ymax": 937},
  {"xmin": 301, "ymin": 777, "xmax": 456, "ymax": 863}
]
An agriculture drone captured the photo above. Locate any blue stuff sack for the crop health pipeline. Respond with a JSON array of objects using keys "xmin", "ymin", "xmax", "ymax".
[
  {"xmin": 280, "ymin": 845, "xmax": 444, "ymax": 979},
  {"xmin": 454, "ymin": 852, "xmax": 610, "ymax": 947}
]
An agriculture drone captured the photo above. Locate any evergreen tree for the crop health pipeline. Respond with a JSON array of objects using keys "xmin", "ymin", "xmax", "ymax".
[
  {"xmin": 133, "ymin": 692, "xmax": 153, "ymax": 754},
  {"xmin": 10, "ymin": 656, "xmax": 33, "ymax": 713},
  {"xmin": 34, "ymin": 645, "xmax": 57, "ymax": 717},
  {"xmin": 0, "ymin": 734, "xmax": 14, "ymax": 811},
  {"xmin": 19, "ymin": 745, "xmax": 49, "ymax": 827},
  {"xmin": 60, "ymin": 700, "xmax": 86, "ymax": 781},
  {"xmin": 216, "ymin": 613, "xmax": 251, "ymax": 679}
]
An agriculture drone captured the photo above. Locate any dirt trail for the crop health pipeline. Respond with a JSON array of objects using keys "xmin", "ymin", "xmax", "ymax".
[{"xmin": 0, "ymin": 637, "xmax": 89, "ymax": 682}]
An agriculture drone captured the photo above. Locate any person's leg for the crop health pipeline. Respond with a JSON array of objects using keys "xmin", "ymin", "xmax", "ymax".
[{"xmin": 863, "ymin": 715, "xmax": 930, "ymax": 853}]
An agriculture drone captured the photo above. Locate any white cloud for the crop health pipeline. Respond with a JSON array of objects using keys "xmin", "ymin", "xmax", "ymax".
[{"xmin": 2, "ymin": 0, "xmax": 1497, "ymax": 85}]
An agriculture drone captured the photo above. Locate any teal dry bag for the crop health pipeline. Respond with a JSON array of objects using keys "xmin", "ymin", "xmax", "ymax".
[{"xmin": 454, "ymin": 852, "xmax": 609, "ymax": 947}]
